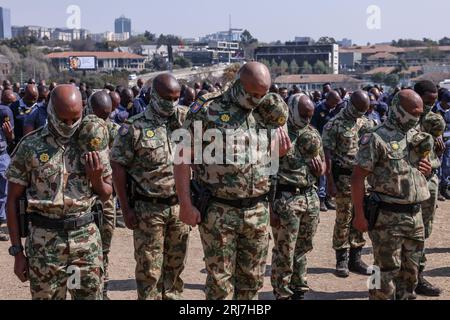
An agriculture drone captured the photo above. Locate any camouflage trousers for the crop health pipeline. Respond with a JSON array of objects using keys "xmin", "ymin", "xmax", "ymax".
[
  {"xmin": 199, "ymin": 201, "xmax": 270, "ymax": 300},
  {"xmin": 26, "ymin": 222, "xmax": 104, "ymax": 300},
  {"xmin": 333, "ymin": 191, "xmax": 366, "ymax": 251},
  {"xmin": 368, "ymin": 209, "xmax": 425, "ymax": 300},
  {"xmin": 100, "ymin": 196, "xmax": 116, "ymax": 289},
  {"xmin": 419, "ymin": 174, "xmax": 438, "ymax": 273},
  {"xmin": 133, "ymin": 201, "xmax": 190, "ymax": 300},
  {"xmin": 271, "ymin": 189, "xmax": 320, "ymax": 299}
]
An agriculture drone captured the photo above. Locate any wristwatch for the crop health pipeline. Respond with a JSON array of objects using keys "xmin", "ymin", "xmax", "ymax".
[{"xmin": 8, "ymin": 245, "xmax": 24, "ymax": 257}]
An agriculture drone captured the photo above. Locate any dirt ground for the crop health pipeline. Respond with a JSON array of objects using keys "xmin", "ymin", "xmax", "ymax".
[{"xmin": 1, "ymin": 201, "xmax": 450, "ymax": 300}]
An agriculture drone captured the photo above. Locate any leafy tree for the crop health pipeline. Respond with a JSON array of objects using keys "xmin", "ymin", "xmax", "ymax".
[
  {"xmin": 279, "ymin": 60, "xmax": 289, "ymax": 75},
  {"xmin": 302, "ymin": 61, "xmax": 313, "ymax": 74},
  {"xmin": 317, "ymin": 37, "xmax": 336, "ymax": 44},
  {"xmin": 384, "ymin": 74, "xmax": 400, "ymax": 88},
  {"xmin": 313, "ymin": 60, "xmax": 328, "ymax": 74},
  {"xmin": 371, "ymin": 72, "xmax": 386, "ymax": 84},
  {"xmin": 174, "ymin": 55, "xmax": 192, "ymax": 68},
  {"xmin": 289, "ymin": 60, "xmax": 299, "ymax": 74}
]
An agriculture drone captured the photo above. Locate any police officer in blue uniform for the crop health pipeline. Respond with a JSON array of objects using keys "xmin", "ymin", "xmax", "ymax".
[
  {"xmin": 0, "ymin": 89, "xmax": 16, "ymax": 241},
  {"xmin": 9, "ymin": 84, "xmax": 38, "ymax": 146},
  {"xmin": 23, "ymin": 85, "xmax": 50, "ymax": 136},
  {"xmin": 311, "ymin": 90, "xmax": 342, "ymax": 211}
]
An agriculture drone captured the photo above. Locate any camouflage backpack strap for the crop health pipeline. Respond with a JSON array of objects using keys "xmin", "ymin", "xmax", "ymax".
[{"xmin": 190, "ymin": 92, "xmax": 223, "ymax": 114}]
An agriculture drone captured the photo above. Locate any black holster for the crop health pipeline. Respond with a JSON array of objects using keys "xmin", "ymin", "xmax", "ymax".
[
  {"xmin": 18, "ymin": 196, "xmax": 29, "ymax": 238},
  {"xmin": 92, "ymin": 201, "xmax": 104, "ymax": 229},
  {"xmin": 363, "ymin": 193, "xmax": 381, "ymax": 232},
  {"xmin": 191, "ymin": 180, "xmax": 212, "ymax": 223}
]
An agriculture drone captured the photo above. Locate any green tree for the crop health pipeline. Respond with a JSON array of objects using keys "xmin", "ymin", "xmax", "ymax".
[
  {"xmin": 384, "ymin": 74, "xmax": 400, "ymax": 88},
  {"xmin": 144, "ymin": 31, "xmax": 156, "ymax": 42},
  {"xmin": 279, "ymin": 60, "xmax": 289, "ymax": 75},
  {"xmin": 174, "ymin": 55, "xmax": 192, "ymax": 68},
  {"xmin": 289, "ymin": 60, "xmax": 299, "ymax": 74},
  {"xmin": 302, "ymin": 61, "xmax": 313, "ymax": 74},
  {"xmin": 260, "ymin": 59, "xmax": 271, "ymax": 70},
  {"xmin": 240, "ymin": 29, "xmax": 258, "ymax": 60},
  {"xmin": 371, "ymin": 72, "xmax": 386, "ymax": 84},
  {"xmin": 270, "ymin": 59, "xmax": 280, "ymax": 75},
  {"xmin": 313, "ymin": 60, "xmax": 328, "ymax": 74},
  {"xmin": 317, "ymin": 36, "xmax": 336, "ymax": 44}
]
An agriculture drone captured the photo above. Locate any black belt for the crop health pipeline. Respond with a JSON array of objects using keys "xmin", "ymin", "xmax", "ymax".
[
  {"xmin": 134, "ymin": 193, "xmax": 179, "ymax": 206},
  {"xmin": 278, "ymin": 185, "xmax": 314, "ymax": 194},
  {"xmin": 30, "ymin": 212, "xmax": 95, "ymax": 231},
  {"xmin": 211, "ymin": 194, "xmax": 268, "ymax": 209},
  {"xmin": 378, "ymin": 202, "xmax": 421, "ymax": 214}
]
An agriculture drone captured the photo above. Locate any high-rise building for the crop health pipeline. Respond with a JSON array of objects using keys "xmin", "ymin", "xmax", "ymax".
[
  {"xmin": 0, "ymin": 7, "xmax": 12, "ymax": 40},
  {"xmin": 115, "ymin": 15, "xmax": 131, "ymax": 34}
]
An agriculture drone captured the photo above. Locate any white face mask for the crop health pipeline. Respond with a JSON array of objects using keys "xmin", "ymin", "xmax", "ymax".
[{"xmin": 47, "ymin": 101, "xmax": 82, "ymax": 139}]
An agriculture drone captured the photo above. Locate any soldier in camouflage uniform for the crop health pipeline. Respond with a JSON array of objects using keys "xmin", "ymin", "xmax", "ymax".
[
  {"xmin": 352, "ymin": 90, "xmax": 432, "ymax": 300},
  {"xmin": 111, "ymin": 74, "xmax": 190, "ymax": 300},
  {"xmin": 322, "ymin": 90, "xmax": 373, "ymax": 278},
  {"xmin": 5, "ymin": 85, "xmax": 113, "ymax": 300},
  {"xmin": 271, "ymin": 94, "xmax": 325, "ymax": 300},
  {"xmin": 175, "ymin": 62, "xmax": 290, "ymax": 300},
  {"xmin": 90, "ymin": 91, "xmax": 120, "ymax": 299},
  {"xmin": 413, "ymin": 81, "xmax": 446, "ymax": 297}
]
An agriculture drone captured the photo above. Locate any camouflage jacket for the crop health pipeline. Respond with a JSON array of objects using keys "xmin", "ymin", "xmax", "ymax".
[
  {"xmin": 278, "ymin": 124, "xmax": 324, "ymax": 189},
  {"xmin": 322, "ymin": 110, "xmax": 374, "ymax": 169},
  {"xmin": 110, "ymin": 105, "xmax": 188, "ymax": 198},
  {"xmin": 183, "ymin": 91, "xmax": 281, "ymax": 200},
  {"xmin": 6, "ymin": 125, "xmax": 112, "ymax": 219},
  {"xmin": 106, "ymin": 119, "xmax": 121, "ymax": 149},
  {"xmin": 356, "ymin": 121, "xmax": 431, "ymax": 205}
]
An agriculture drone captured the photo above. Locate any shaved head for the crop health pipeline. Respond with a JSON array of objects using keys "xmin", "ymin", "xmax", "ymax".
[
  {"xmin": 325, "ymin": 90, "xmax": 342, "ymax": 110},
  {"xmin": 23, "ymin": 84, "xmax": 39, "ymax": 106},
  {"xmin": 109, "ymin": 91, "xmax": 121, "ymax": 111},
  {"xmin": 1, "ymin": 89, "xmax": 17, "ymax": 105},
  {"xmin": 91, "ymin": 91, "xmax": 112, "ymax": 120},
  {"xmin": 399, "ymin": 89, "xmax": 423, "ymax": 117},
  {"xmin": 120, "ymin": 88, "xmax": 134, "ymax": 107},
  {"xmin": 350, "ymin": 90, "xmax": 370, "ymax": 113},
  {"xmin": 50, "ymin": 85, "xmax": 83, "ymax": 125},
  {"xmin": 298, "ymin": 95, "xmax": 315, "ymax": 118},
  {"xmin": 369, "ymin": 87, "xmax": 381, "ymax": 100},
  {"xmin": 239, "ymin": 62, "xmax": 271, "ymax": 98},
  {"xmin": 183, "ymin": 87, "xmax": 196, "ymax": 106},
  {"xmin": 153, "ymin": 73, "xmax": 181, "ymax": 101}
]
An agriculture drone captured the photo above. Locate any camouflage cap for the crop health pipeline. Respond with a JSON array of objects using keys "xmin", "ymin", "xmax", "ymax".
[
  {"xmin": 422, "ymin": 112, "xmax": 446, "ymax": 137},
  {"xmin": 78, "ymin": 115, "xmax": 109, "ymax": 153},
  {"xmin": 410, "ymin": 131, "xmax": 434, "ymax": 159},
  {"xmin": 299, "ymin": 130, "xmax": 322, "ymax": 158},
  {"xmin": 257, "ymin": 93, "xmax": 289, "ymax": 128}
]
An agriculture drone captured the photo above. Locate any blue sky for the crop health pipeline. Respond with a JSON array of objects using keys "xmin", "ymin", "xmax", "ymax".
[{"xmin": 1, "ymin": 0, "xmax": 449, "ymax": 44}]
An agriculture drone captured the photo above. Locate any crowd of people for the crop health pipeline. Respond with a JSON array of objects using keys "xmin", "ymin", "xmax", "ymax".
[{"xmin": 0, "ymin": 60, "xmax": 448, "ymax": 300}]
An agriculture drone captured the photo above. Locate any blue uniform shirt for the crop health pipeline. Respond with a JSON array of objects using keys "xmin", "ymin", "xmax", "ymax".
[
  {"xmin": 10, "ymin": 99, "xmax": 37, "ymax": 144},
  {"xmin": 24, "ymin": 102, "xmax": 48, "ymax": 132},
  {"xmin": 311, "ymin": 101, "xmax": 340, "ymax": 135},
  {"xmin": 0, "ymin": 104, "xmax": 14, "ymax": 154}
]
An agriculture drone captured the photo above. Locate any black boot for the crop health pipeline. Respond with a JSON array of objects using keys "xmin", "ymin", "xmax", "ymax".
[
  {"xmin": 335, "ymin": 249, "xmax": 349, "ymax": 278},
  {"xmin": 325, "ymin": 197, "xmax": 336, "ymax": 210},
  {"xmin": 320, "ymin": 200, "xmax": 328, "ymax": 212},
  {"xmin": 292, "ymin": 291, "xmax": 305, "ymax": 300},
  {"xmin": 349, "ymin": 248, "xmax": 370, "ymax": 275},
  {"xmin": 415, "ymin": 273, "xmax": 441, "ymax": 297}
]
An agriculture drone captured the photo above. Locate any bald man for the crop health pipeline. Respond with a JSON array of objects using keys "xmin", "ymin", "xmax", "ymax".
[
  {"xmin": 181, "ymin": 87, "xmax": 196, "ymax": 107},
  {"xmin": 174, "ymin": 61, "xmax": 291, "ymax": 300},
  {"xmin": 271, "ymin": 94, "xmax": 325, "ymax": 300},
  {"xmin": 10, "ymin": 84, "xmax": 39, "ymax": 145},
  {"xmin": 352, "ymin": 90, "xmax": 432, "ymax": 300},
  {"xmin": 113, "ymin": 88, "xmax": 134, "ymax": 124},
  {"xmin": 322, "ymin": 90, "xmax": 373, "ymax": 278},
  {"xmin": 24, "ymin": 86, "xmax": 50, "ymax": 136},
  {"xmin": 111, "ymin": 73, "xmax": 190, "ymax": 300},
  {"xmin": 6, "ymin": 84, "xmax": 113, "ymax": 300}
]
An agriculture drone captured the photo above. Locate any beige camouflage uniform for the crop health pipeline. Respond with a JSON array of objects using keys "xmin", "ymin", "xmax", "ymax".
[
  {"xmin": 271, "ymin": 122, "xmax": 323, "ymax": 299},
  {"xmin": 110, "ymin": 106, "xmax": 190, "ymax": 300},
  {"xmin": 6, "ymin": 117, "xmax": 111, "ymax": 300},
  {"xmin": 322, "ymin": 104, "xmax": 373, "ymax": 251},
  {"xmin": 183, "ymin": 87, "xmax": 288, "ymax": 300},
  {"xmin": 355, "ymin": 100, "xmax": 431, "ymax": 300}
]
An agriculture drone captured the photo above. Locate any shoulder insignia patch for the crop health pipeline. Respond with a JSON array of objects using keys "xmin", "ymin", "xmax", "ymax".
[
  {"xmin": 190, "ymin": 97, "xmax": 207, "ymax": 114},
  {"xmin": 324, "ymin": 122, "xmax": 333, "ymax": 131},
  {"xmin": 39, "ymin": 153, "xmax": 49, "ymax": 163},
  {"xmin": 390, "ymin": 142, "xmax": 400, "ymax": 151},
  {"xmin": 220, "ymin": 114, "xmax": 231, "ymax": 123},
  {"xmin": 119, "ymin": 124, "xmax": 130, "ymax": 136}
]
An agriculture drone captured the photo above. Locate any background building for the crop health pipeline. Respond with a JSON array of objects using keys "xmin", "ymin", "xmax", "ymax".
[
  {"xmin": 46, "ymin": 51, "xmax": 146, "ymax": 72},
  {"xmin": 200, "ymin": 28, "xmax": 243, "ymax": 43},
  {"xmin": 0, "ymin": 54, "xmax": 11, "ymax": 79},
  {"xmin": 274, "ymin": 74, "xmax": 362, "ymax": 91},
  {"xmin": 115, "ymin": 15, "xmax": 131, "ymax": 34},
  {"xmin": 0, "ymin": 7, "xmax": 11, "ymax": 40},
  {"xmin": 255, "ymin": 42, "xmax": 340, "ymax": 74}
]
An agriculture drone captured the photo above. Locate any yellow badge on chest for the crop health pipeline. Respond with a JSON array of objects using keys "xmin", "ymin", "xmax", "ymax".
[
  {"xmin": 391, "ymin": 142, "xmax": 400, "ymax": 151},
  {"xmin": 146, "ymin": 130, "xmax": 155, "ymax": 138},
  {"xmin": 90, "ymin": 138, "xmax": 101, "ymax": 149},
  {"xmin": 39, "ymin": 153, "xmax": 49, "ymax": 163},
  {"xmin": 220, "ymin": 114, "xmax": 231, "ymax": 123},
  {"xmin": 277, "ymin": 116, "xmax": 286, "ymax": 126}
]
